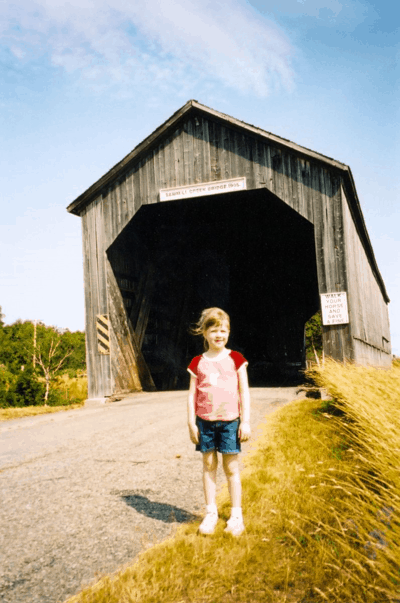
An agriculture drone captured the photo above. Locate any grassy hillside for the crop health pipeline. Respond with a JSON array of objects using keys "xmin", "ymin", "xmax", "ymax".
[{"xmin": 66, "ymin": 360, "xmax": 399, "ymax": 603}]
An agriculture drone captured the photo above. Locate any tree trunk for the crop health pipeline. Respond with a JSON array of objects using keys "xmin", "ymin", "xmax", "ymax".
[{"xmin": 44, "ymin": 373, "xmax": 50, "ymax": 406}]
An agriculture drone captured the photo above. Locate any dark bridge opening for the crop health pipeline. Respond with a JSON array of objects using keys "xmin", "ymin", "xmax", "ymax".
[{"xmin": 107, "ymin": 188, "xmax": 319, "ymax": 390}]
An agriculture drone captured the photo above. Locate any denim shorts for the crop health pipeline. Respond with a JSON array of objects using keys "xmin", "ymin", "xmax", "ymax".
[{"xmin": 195, "ymin": 416, "xmax": 241, "ymax": 455}]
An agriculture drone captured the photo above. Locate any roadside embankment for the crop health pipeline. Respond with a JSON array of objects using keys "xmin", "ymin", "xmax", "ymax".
[{"xmin": 67, "ymin": 361, "xmax": 400, "ymax": 603}]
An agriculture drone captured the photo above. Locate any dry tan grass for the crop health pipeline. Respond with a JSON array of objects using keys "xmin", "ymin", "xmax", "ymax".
[
  {"xmin": 305, "ymin": 359, "xmax": 400, "ymax": 601},
  {"xmin": 0, "ymin": 402, "xmax": 84, "ymax": 421},
  {"xmin": 64, "ymin": 361, "xmax": 400, "ymax": 603},
  {"xmin": 54, "ymin": 373, "xmax": 88, "ymax": 404}
]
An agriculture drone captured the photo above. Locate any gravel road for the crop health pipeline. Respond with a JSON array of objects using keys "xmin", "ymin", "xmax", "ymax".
[{"xmin": 0, "ymin": 387, "xmax": 298, "ymax": 603}]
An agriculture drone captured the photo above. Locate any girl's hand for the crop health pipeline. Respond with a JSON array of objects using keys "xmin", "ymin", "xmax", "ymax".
[
  {"xmin": 188, "ymin": 422, "xmax": 199, "ymax": 445},
  {"xmin": 239, "ymin": 421, "xmax": 251, "ymax": 442}
]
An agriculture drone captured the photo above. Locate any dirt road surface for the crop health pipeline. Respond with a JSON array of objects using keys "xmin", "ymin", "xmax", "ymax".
[{"xmin": 0, "ymin": 387, "xmax": 299, "ymax": 603}]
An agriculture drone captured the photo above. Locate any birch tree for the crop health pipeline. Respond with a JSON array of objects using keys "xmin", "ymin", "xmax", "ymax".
[{"xmin": 36, "ymin": 336, "xmax": 73, "ymax": 405}]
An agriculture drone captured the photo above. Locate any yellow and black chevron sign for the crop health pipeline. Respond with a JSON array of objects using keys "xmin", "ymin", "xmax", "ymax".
[{"xmin": 96, "ymin": 314, "xmax": 110, "ymax": 355}]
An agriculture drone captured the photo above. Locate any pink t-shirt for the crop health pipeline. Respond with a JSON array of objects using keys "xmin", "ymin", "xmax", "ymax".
[{"xmin": 188, "ymin": 350, "xmax": 248, "ymax": 421}]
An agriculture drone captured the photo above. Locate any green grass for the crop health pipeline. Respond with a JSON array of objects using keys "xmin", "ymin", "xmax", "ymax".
[{"xmin": 65, "ymin": 360, "xmax": 400, "ymax": 603}]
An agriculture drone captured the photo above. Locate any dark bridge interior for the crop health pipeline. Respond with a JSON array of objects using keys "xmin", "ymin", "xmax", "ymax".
[{"xmin": 108, "ymin": 188, "xmax": 320, "ymax": 390}]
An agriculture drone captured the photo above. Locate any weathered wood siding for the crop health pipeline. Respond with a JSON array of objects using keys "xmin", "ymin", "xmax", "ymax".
[
  {"xmin": 80, "ymin": 110, "xmax": 390, "ymax": 398},
  {"xmin": 81, "ymin": 198, "xmax": 112, "ymax": 398},
  {"xmin": 81, "ymin": 192, "xmax": 153, "ymax": 398},
  {"xmin": 310, "ymin": 169, "xmax": 352, "ymax": 360},
  {"xmin": 341, "ymin": 185, "xmax": 391, "ymax": 365},
  {"xmin": 97, "ymin": 115, "xmax": 317, "ymax": 232}
]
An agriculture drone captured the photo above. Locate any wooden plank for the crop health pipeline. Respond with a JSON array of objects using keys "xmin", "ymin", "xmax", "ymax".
[
  {"xmin": 120, "ymin": 175, "xmax": 129, "ymax": 227},
  {"xmin": 173, "ymin": 127, "xmax": 181, "ymax": 187},
  {"xmin": 107, "ymin": 185, "xmax": 115, "ymax": 244},
  {"xmin": 148, "ymin": 150, "xmax": 157, "ymax": 205},
  {"xmin": 260, "ymin": 143, "xmax": 272, "ymax": 193},
  {"xmin": 312, "ymin": 165, "xmax": 327, "ymax": 293},
  {"xmin": 298, "ymin": 158, "xmax": 310, "ymax": 221},
  {"xmin": 128, "ymin": 170, "xmax": 140, "ymax": 216},
  {"xmin": 95, "ymin": 197, "xmax": 112, "ymax": 394},
  {"xmin": 135, "ymin": 266, "xmax": 156, "ymax": 348},
  {"xmin": 225, "ymin": 126, "xmax": 236, "ymax": 179},
  {"xmin": 101, "ymin": 190, "xmax": 111, "ymax": 254},
  {"xmin": 182, "ymin": 123, "xmax": 191, "ymax": 185},
  {"xmin": 163, "ymin": 136, "xmax": 173, "ymax": 188},
  {"xmin": 84, "ymin": 202, "xmax": 103, "ymax": 396},
  {"xmin": 236, "ymin": 131, "xmax": 248, "ymax": 186},
  {"xmin": 249, "ymin": 136, "xmax": 256, "ymax": 187},
  {"xmin": 140, "ymin": 157, "xmax": 148, "ymax": 205},
  {"xmin": 243, "ymin": 133, "xmax": 252, "ymax": 189},
  {"xmin": 145, "ymin": 153, "xmax": 153, "ymax": 205},
  {"xmin": 91, "ymin": 205, "xmax": 103, "ymax": 394},
  {"xmin": 133, "ymin": 164, "xmax": 141, "ymax": 215},
  {"xmin": 125, "ymin": 170, "xmax": 135, "ymax": 222},
  {"xmin": 194, "ymin": 116, "xmax": 204, "ymax": 183},
  {"xmin": 153, "ymin": 147, "xmax": 160, "ymax": 198},
  {"xmin": 272, "ymin": 148, "xmax": 283, "ymax": 199},
  {"xmin": 107, "ymin": 260, "xmax": 156, "ymax": 392},
  {"xmin": 281, "ymin": 151, "xmax": 291, "ymax": 210},
  {"xmin": 81, "ymin": 209, "xmax": 96, "ymax": 398},
  {"xmin": 147, "ymin": 150, "xmax": 156, "ymax": 205},
  {"xmin": 287, "ymin": 154, "xmax": 298, "ymax": 214},
  {"xmin": 201, "ymin": 117, "xmax": 211, "ymax": 182},
  {"xmin": 220, "ymin": 125, "xmax": 229, "ymax": 180},
  {"xmin": 184, "ymin": 119, "xmax": 194, "ymax": 185},
  {"xmin": 231, "ymin": 129, "xmax": 241, "ymax": 180},
  {"xmin": 95, "ymin": 198, "xmax": 108, "ymax": 313},
  {"xmin": 158, "ymin": 142, "xmax": 166, "ymax": 191}
]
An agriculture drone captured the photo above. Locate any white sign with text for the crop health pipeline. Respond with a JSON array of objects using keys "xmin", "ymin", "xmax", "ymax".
[
  {"xmin": 321, "ymin": 292, "xmax": 349, "ymax": 325},
  {"xmin": 159, "ymin": 177, "xmax": 246, "ymax": 201}
]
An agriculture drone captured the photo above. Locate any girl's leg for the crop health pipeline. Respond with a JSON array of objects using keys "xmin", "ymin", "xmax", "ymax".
[
  {"xmin": 222, "ymin": 454, "xmax": 241, "ymax": 508},
  {"xmin": 222, "ymin": 454, "xmax": 245, "ymax": 535},
  {"xmin": 199, "ymin": 451, "xmax": 219, "ymax": 534},
  {"xmin": 202, "ymin": 450, "xmax": 218, "ymax": 506}
]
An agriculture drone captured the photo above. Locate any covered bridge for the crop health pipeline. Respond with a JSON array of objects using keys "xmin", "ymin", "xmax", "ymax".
[{"xmin": 67, "ymin": 100, "xmax": 391, "ymax": 401}]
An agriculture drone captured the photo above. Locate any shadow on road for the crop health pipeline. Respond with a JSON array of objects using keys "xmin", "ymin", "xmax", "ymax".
[{"xmin": 119, "ymin": 493, "xmax": 198, "ymax": 524}]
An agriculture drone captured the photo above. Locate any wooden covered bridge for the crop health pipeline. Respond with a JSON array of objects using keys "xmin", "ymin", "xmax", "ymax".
[{"xmin": 67, "ymin": 100, "xmax": 391, "ymax": 401}]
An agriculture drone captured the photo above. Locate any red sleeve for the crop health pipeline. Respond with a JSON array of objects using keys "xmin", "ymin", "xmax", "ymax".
[
  {"xmin": 230, "ymin": 351, "xmax": 248, "ymax": 370},
  {"xmin": 188, "ymin": 355, "xmax": 202, "ymax": 376}
]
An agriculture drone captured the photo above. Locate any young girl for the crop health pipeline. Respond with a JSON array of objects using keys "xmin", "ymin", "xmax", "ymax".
[{"xmin": 187, "ymin": 308, "xmax": 251, "ymax": 536}]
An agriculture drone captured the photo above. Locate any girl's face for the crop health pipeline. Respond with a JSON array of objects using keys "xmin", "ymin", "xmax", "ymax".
[{"xmin": 204, "ymin": 321, "xmax": 230, "ymax": 352}]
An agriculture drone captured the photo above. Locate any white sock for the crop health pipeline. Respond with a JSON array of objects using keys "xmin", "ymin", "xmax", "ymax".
[
  {"xmin": 230, "ymin": 507, "xmax": 243, "ymax": 520},
  {"xmin": 206, "ymin": 503, "xmax": 218, "ymax": 515}
]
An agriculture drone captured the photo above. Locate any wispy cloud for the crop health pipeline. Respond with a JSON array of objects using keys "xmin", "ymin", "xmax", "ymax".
[{"xmin": 1, "ymin": 0, "xmax": 295, "ymax": 97}]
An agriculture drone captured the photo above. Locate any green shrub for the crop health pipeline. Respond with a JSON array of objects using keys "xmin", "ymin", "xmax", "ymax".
[
  {"xmin": 0, "ymin": 364, "xmax": 15, "ymax": 408},
  {"xmin": 7, "ymin": 368, "xmax": 45, "ymax": 407}
]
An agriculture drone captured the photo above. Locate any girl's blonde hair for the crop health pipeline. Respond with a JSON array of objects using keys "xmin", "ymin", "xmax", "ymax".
[{"xmin": 191, "ymin": 307, "xmax": 230, "ymax": 350}]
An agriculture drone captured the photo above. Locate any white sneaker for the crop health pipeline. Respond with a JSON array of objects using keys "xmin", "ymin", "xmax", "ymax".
[
  {"xmin": 198, "ymin": 512, "xmax": 218, "ymax": 535},
  {"xmin": 224, "ymin": 516, "xmax": 245, "ymax": 537}
]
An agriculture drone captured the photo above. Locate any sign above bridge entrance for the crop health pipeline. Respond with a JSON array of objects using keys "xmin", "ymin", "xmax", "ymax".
[{"xmin": 159, "ymin": 177, "xmax": 246, "ymax": 202}]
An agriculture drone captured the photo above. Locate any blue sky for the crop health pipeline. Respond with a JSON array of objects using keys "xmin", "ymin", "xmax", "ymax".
[{"xmin": 1, "ymin": 0, "xmax": 399, "ymax": 354}]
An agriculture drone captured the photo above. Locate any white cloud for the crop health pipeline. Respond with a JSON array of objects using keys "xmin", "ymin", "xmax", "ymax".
[{"xmin": 0, "ymin": 0, "xmax": 295, "ymax": 97}]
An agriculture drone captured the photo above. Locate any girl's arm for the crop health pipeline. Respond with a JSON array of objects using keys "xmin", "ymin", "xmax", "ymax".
[
  {"xmin": 187, "ymin": 374, "xmax": 199, "ymax": 444},
  {"xmin": 238, "ymin": 364, "xmax": 251, "ymax": 441}
]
